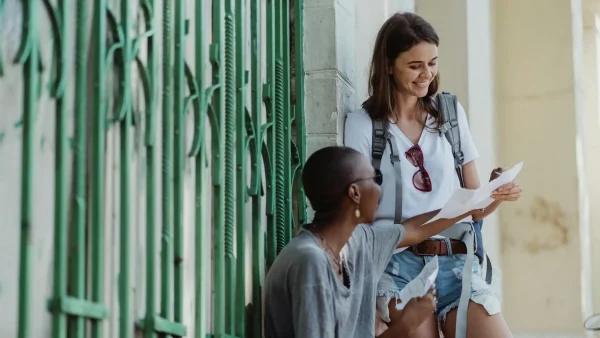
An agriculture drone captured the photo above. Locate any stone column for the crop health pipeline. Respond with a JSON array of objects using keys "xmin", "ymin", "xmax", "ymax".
[
  {"xmin": 304, "ymin": 0, "xmax": 357, "ymax": 155},
  {"xmin": 582, "ymin": 1, "xmax": 600, "ymax": 318},
  {"xmin": 304, "ymin": 0, "xmax": 415, "ymax": 156},
  {"xmin": 496, "ymin": 0, "xmax": 588, "ymax": 334}
]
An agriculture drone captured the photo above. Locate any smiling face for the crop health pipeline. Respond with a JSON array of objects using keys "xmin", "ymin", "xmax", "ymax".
[{"xmin": 389, "ymin": 42, "xmax": 438, "ymax": 98}]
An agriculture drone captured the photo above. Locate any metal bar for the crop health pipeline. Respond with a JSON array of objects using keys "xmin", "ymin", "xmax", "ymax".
[
  {"xmin": 249, "ymin": 1, "xmax": 263, "ymax": 336},
  {"xmin": 119, "ymin": 0, "xmax": 133, "ymax": 336},
  {"xmin": 274, "ymin": 0, "xmax": 286, "ymax": 254},
  {"xmin": 193, "ymin": 0, "xmax": 207, "ymax": 336},
  {"xmin": 17, "ymin": 0, "xmax": 40, "ymax": 336},
  {"xmin": 49, "ymin": 0, "xmax": 68, "ymax": 336},
  {"xmin": 138, "ymin": 316, "xmax": 187, "ymax": 336},
  {"xmin": 282, "ymin": 0, "xmax": 292, "ymax": 242},
  {"xmin": 70, "ymin": 0, "xmax": 88, "ymax": 336},
  {"xmin": 211, "ymin": 0, "xmax": 226, "ymax": 334},
  {"xmin": 194, "ymin": 149, "xmax": 208, "ymax": 338},
  {"xmin": 173, "ymin": 0, "xmax": 185, "ymax": 325},
  {"xmin": 264, "ymin": 0, "xmax": 277, "ymax": 271},
  {"xmin": 235, "ymin": 0, "xmax": 246, "ymax": 332},
  {"xmin": 47, "ymin": 297, "xmax": 109, "ymax": 319},
  {"xmin": 91, "ymin": 0, "xmax": 108, "ymax": 336},
  {"xmin": 294, "ymin": 0, "xmax": 307, "ymax": 226},
  {"xmin": 224, "ymin": 0, "xmax": 236, "ymax": 332},
  {"xmin": 160, "ymin": 0, "xmax": 173, "ymax": 324},
  {"xmin": 142, "ymin": 0, "xmax": 158, "ymax": 336}
]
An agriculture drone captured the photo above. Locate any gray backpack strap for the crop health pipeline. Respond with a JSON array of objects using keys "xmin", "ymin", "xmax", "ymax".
[
  {"xmin": 371, "ymin": 120, "xmax": 387, "ymax": 171},
  {"xmin": 438, "ymin": 92, "xmax": 494, "ymax": 282},
  {"xmin": 371, "ymin": 120, "xmax": 403, "ymax": 223},
  {"xmin": 438, "ymin": 92, "xmax": 465, "ymax": 188},
  {"xmin": 438, "ymin": 223, "xmax": 475, "ymax": 338}
]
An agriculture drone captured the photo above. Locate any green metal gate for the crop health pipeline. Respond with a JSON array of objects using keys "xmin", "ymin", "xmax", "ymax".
[{"xmin": 0, "ymin": 0, "xmax": 306, "ymax": 337}]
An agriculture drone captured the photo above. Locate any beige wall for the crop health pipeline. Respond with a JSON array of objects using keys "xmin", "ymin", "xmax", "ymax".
[
  {"xmin": 420, "ymin": 0, "xmax": 600, "ymax": 336},
  {"xmin": 495, "ymin": 0, "xmax": 593, "ymax": 335},
  {"xmin": 583, "ymin": 4, "xmax": 600, "ymax": 319}
]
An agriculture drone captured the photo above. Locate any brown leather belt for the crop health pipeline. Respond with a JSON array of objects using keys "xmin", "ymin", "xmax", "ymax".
[{"xmin": 411, "ymin": 239, "xmax": 475, "ymax": 256}]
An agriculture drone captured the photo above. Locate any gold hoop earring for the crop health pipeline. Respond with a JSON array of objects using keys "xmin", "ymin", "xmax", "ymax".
[{"xmin": 355, "ymin": 207, "xmax": 361, "ymax": 218}]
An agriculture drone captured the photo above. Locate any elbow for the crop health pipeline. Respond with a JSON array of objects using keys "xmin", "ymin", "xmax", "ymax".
[{"xmin": 398, "ymin": 230, "xmax": 419, "ymax": 248}]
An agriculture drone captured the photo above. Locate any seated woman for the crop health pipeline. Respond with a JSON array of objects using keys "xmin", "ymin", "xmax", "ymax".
[{"xmin": 263, "ymin": 146, "xmax": 479, "ymax": 338}]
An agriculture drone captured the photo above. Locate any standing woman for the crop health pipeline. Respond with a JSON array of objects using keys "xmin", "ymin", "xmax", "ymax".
[{"xmin": 344, "ymin": 12, "xmax": 522, "ymax": 338}]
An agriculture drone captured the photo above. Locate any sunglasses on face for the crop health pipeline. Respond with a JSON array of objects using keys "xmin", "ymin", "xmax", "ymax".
[{"xmin": 351, "ymin": 168, "xmax": 383, "ymax": 186}]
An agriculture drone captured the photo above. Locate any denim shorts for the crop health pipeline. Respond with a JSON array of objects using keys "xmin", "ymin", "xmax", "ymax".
[{"xmin": 376, "ymin": 245, "xmax": 501, "ymax": 323}]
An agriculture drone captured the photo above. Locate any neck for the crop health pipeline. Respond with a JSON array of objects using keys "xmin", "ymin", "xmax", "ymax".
[
  {"xmin": 314, "ymin": 215, "xmax": 357, "ymax": 255},
  {"xmin": 394, "ymin": 91, "xmax": 420, "ymax": 121}
]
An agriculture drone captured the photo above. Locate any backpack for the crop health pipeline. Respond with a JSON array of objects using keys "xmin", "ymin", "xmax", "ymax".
[{"xmin": 370, "ymin": 92, "xmax": 493, "ymax": 285}]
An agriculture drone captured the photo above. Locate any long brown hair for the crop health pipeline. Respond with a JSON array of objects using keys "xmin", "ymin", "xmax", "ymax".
[{"xmin": 362, "ymin": 12, "xmax": 441, "ymax": 127}]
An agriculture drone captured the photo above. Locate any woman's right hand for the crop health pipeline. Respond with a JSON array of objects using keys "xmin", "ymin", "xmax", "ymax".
[{"xmin": 388, "ymin": 287, "xmax": 437, "ymax": 336}]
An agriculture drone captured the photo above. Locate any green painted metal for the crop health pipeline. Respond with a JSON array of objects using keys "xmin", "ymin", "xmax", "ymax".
[
  {"xmin": 47, "ymin": 297, "xmax": 109, "ymax": 320},
  {"xmin": 211, "ymin": 0, "xmax": 227, "ymax": 335},
  {"xmin": 16, "ymin": 0, "xmax": 40, "ymax": 336},
  {"xmin": 193, "ymin": 0, "xmax": 208, "ymax": 337},
  {"xmin": 70, "ymin": 0, "xmax": 88, "ymax": 336},
  {"xmin": 139, "ymin": 0, "xmax": 159, "ymax": 336},
  {"xmin": 173, "ymin": 0, "xmax": 185, "ymax": 326},
  {"xmin": 249, "ymin": 1, "xmax": 263, "ymax": 337},
  {"xmin": 9, "ymin": 0, "xmax": 307, "ymax": 337},
  {"xmin": 47, "ymin": 0, "xmax": 68, "ymax": 337},
  {"xmin": 282, "ymin": 0, "xmax": 293, "ymax": 243},
  {"xmin": 90, "ymin": 0, "xmax": 108, "ymax": 336},
  {"xmin": 118, "ymin": 0, "xmax": 133, "ymax": 336},
  {"xmin": 294, "ymin": 0, "xmax": 308, "ymax": 227},
  {"xmin": 264, "ymin": 0, "xmax": 277, "ymax": 271},
  {"xmin": 224, "ymin": 0, "xmax": 236, "ymax": 332},
  {"xmin": 274, "ymin": 0, "xmax": 286, "ymax": 254},
  {"xmin": 160, "ymin": 0, "xmax": 174, "ymax": 328},
  {"xmin": 235, "ymin": 0, "xmax": 247, "ymax": 334}
]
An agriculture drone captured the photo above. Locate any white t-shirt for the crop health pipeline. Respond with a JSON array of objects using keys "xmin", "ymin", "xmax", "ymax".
[{"xmin": 344, "ymin": 100, "xmax": 479, "ymax": 250}]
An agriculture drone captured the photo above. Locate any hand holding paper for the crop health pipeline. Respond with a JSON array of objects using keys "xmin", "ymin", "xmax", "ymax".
[
  {"xmin": 424, "ymin": 161, "xmax": 523, "ymax": 225},
  {"xmin": 396, "ymin": 256, "xmax": 439, "ymax": 310}
]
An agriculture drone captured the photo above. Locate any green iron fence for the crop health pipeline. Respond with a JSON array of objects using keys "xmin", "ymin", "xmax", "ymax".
[{"xmin": 0, "ymin": 0, "xmax": 306, "ymax": 337}]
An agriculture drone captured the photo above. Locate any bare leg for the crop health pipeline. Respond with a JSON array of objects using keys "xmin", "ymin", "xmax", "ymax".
[
  {"xmin": 386, "ymin": 298, "xmax": 440, "ymax": 338},
  {"xmin": 441, "ymin": 301, "xmax": 512, "ymax": 338}
]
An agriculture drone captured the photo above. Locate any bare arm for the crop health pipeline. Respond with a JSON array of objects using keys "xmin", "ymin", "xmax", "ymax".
[
  {"xmin": 462, "ymin": 161, "xmax": 502, "ymax": 222},
  {"xmin": 397, "ymin": 210, "xmax": 475, "ymax": 248}
]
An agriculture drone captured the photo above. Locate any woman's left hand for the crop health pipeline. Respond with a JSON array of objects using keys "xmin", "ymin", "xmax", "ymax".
[
  {"xmin": 490, "ymin": 167, "xmax": 522, "ymax": 202},
  {"xmin": 491, "ymin": 181, "xmax": 522, "ymax": 202}
]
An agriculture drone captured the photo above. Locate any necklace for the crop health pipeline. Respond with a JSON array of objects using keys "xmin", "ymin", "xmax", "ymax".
[{"xmin": 315, "ymin": 232, "xmax": 343, "ymax": 274}]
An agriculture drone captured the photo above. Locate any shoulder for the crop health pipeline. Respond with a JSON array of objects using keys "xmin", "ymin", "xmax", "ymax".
[
  {"xmin": 267, "ymin": 234, "xmax": 329, "ymax": 281},
  {"xmin": 345, "ymin": 108, "xmax": 373, "ymax": 132}
]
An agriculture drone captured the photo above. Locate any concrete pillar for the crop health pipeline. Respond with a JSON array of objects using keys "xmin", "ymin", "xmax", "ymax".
[
  {"xmin": 495, "ymin": 0, "xmax": 588, "ymax": 334},
  {"xmin": 303, "ymin": 0, "xmax": 415, "ymax": 157},
  {"xmin": 304, "ymin": 0, "xmax": 358, "ymax": 155},
  {"xmin": 416, "ymin": 0, "xmax": 502, "ymax": 298},
  {"xmin": 582, "ymin": 1, "xmax": 600, "ymax": 318}
]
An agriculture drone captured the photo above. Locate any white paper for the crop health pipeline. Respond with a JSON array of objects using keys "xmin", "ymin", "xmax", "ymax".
[
  {"xmin": 424, "ymin": 161, "xmax": 523, "ymax": 225},
  {"xmin": 396, "ymin": 256, "xmax": 439, "ymax": 310}
]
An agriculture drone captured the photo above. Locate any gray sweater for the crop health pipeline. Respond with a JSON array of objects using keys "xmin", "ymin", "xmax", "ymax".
[{"xmin": 264, "ymin": 223, "xmax": 405, "ymax": 338}]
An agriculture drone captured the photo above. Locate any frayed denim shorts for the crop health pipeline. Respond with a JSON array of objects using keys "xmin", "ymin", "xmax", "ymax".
[{"xmin": 376, "ymin": 246, "xmax": 501, "ymax": 323}]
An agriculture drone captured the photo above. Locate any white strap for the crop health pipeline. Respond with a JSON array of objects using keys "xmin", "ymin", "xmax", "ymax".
[
  {"xmin": 438, "ymin": 223, "xmax": 475, "ymax": 338},
  {"xmin": 385, "ymin": 133, "xmax": 403, "ymax": 223}
]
